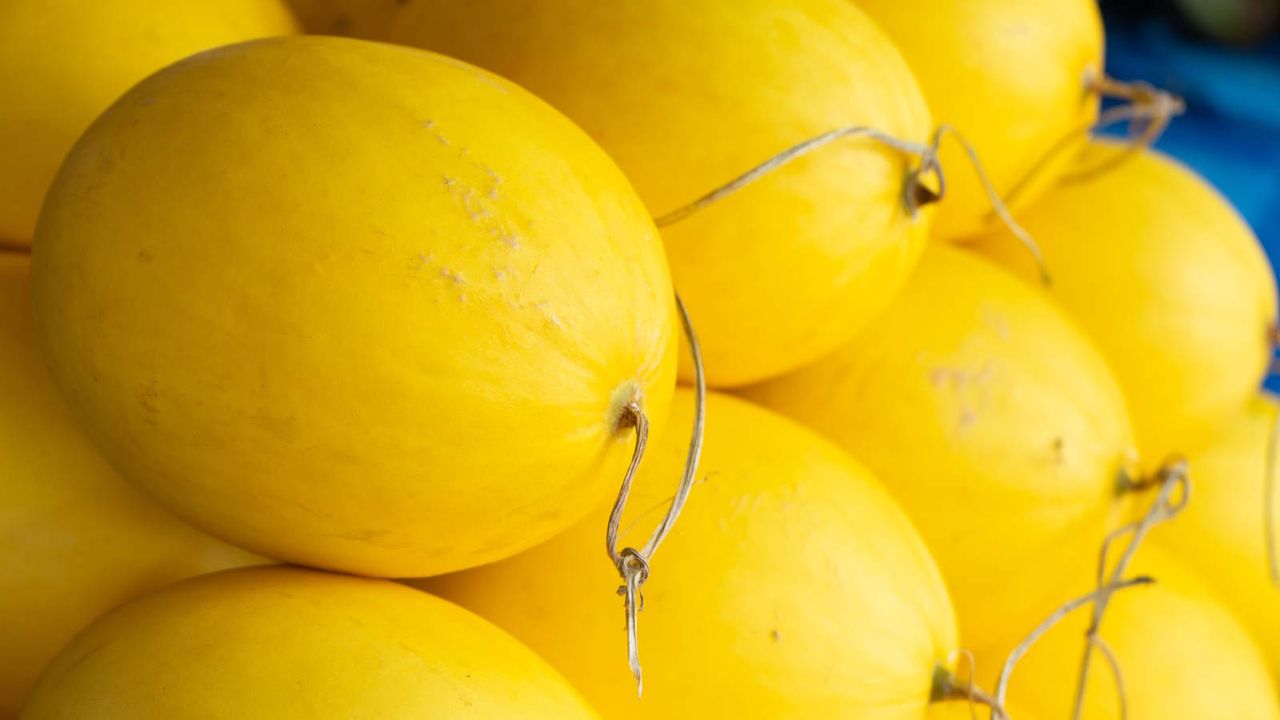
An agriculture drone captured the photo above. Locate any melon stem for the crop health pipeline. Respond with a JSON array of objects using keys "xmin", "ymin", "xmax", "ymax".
[
  {"xmin": 646, "ymin": 118, "xmax": 1054, "ymax": 284},
  {"xmin": 931, "ymin": 661, "xmax": 1008, "ymax": 720},
  {"xmin": 992, "ymin": 575, "xmax": 1154, "ymax": 717},
  {"xmin": 649, "ymin": 126, "xmax": 938, "ymax": 229},
  {"xmin": 604, "ymin": 292, "xmax": 706, "ymax": 696},
  {"xmin": 1069, "ymin": 458, "xmax": 1190, "ymax": 720},
  {"xmin": 925, "ymin": 124, "xmax": 1051, "ymax": 285},
  {"xmin": 1000, "ymin": 74, "xmax": 1184, "ymax": 210}
]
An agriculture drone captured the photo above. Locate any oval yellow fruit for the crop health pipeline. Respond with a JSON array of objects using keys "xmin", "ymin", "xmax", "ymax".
[
  {"xmin": 974, "ymin": 548, "xmax": 1280, "ymax": 720},
  {"xmin": 285, "ymin": 0, "xmax": 399, "ymax": 38},
  {"xmin": 974, "ymin": 141, "xmax": 1278, "ymax": 460},
  {"xmin": 1154, "ymin": 393, "xmax": 1280, "ymax": 681},
  {"xmin": 419, "ymin": 389, "xmax": 960, "ymax": 719},
  {"xmin": 388, "ymin": 0, "xmax": 933, "ymax": 387},
  {"xmin": 743, "ymin": 245, "xmax": 1137, "ymax": 650},
  {"xmin": 0, "ymin": 254, "xmax": 260, "ymax": 718},
  {"xmin": 20, "ymin": 566, "xmax": 597, "ymax": 719},
  {"xmin": 33, "ymin": 36, "xmax": 677, "ymax": 578},
  {"xmin": 0, "ymin": 0, "xmax": 297, "ymax": 245},
  {"xmin": 854, "ymin": 0, "xmax": 1103, "ymax": 241}
]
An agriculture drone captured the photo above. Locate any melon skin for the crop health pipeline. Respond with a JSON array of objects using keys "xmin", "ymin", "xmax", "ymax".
[{"xmin": 33, "ymin": 35, "xmax": 677, "ymax": 579}]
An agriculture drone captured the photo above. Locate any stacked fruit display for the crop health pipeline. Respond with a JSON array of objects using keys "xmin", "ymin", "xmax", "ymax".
[{"xmin": 3, "ymin": 1, "xmax": 1278, "ymax": 718}]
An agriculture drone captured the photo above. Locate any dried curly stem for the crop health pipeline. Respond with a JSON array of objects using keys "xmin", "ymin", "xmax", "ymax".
[
  {"xmin": 651, "ymin": 121, "xmax": 1048, "ymax": 281},
  {"xmin": 1064, "ymin": 75, "xmax": 1186, "ymax": 183},
  {"xmin": 651, "ymin": 125, "xmax": 939, "ymax": 228},
  {"xmin": 1000, "ymin": 74, "xmax": 1184, "ymax": 207},
  {"xmin": 1090, "ymin": 636, "xmax": 1129, "ymax": 720},
  {"xmin": 605, "ymin": 292, "xmax": 706, "ymax": 696},
  {"xmin": 1069, "ymin": 458, "xmax": 1190, "ymax": 720},
  {"xmin": 932, "ymin": 660, "xmax": 1009, "ymax": 720},
  {"xmin": 928, "ymin": 124, "xmax": 1050, "ymax": 285},
  {"xmin": 992, "ymin": 575, "xmax": 1154, "ymax": 713}
]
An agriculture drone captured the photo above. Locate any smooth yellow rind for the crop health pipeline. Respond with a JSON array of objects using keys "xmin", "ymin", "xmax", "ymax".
[
  {"xmin": 420, "ymin": 390, "xmax": 958, "ymax": 719},
  {"xmin": 974, "ymin": 141, "xmax": 1278, "ymax": 460},
  {"xmin": 744, "ymin": 246, "xmax": 1136, "ymax": 650},
  {"xmin": 389, "ymin": 0, "xmax": 933, "ymax": 386},
  {"xmin": 972, "ymin": 548, "xmax": 1279, "ymax": 720},
  {"xmin": 0, "ymin": 254, "xmax": 260, "ymax": 718},
  {"xmin": 20, "ymin": 566, "xmax": 598, "ymax": 719},
  {"xmin": 33, "ymin": 36, "xmax": 676, "ymax": 578},
  {"xmin": 855, "ymin": 0, "xmax": 1103, "ymax": 241},
  {"xmin": 1155, "ymin": 393, "xmax": 1280, "ymax": 683},
  {"xmin": 0, "ymin": 0, "xmax": 297, "ymax": 244}
]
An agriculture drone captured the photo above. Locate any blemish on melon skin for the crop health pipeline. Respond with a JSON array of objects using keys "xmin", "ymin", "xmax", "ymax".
[
  {"xmin": 460, "ymin": 188, "xmax": 492, "ymax": 221},
  {"xmin": 419, "ymin": 119, "xmax": 451, "ymax": 147},
  {"xmin": 439, "ymin": 267, "xmax": 466, "ymax": 285},
  {"xmin": 480, "ymin": 165, "xmax": 503, "ymax": 199},
  {"xmin": 1051, "ymin": 436, "xmax": 1066, "ymax": 466},
  {"xmin": 535, "ymin": 301, "xmax": 564, "ymax": 329},
  {"xmin": 490, "ymin": 227, "xmax": 520, "ymax": 249},
  {"xmin": 138, "ymin": 381, "xmax": 160, "ymax": 428}
]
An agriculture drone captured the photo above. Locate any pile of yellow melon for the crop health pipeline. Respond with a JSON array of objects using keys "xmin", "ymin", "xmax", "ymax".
[{"xmin": 3, "ymin": 1, "xmax": 1277, "ymax": 718}]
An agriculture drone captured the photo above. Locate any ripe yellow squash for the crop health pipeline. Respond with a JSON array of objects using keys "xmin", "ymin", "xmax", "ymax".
[
  {"xmin": 0, "ymin": 254, "xmax": 259, "ymax": 718},
  {"xmin": 32, "ymin": 36, "xmax": 677, "ymax": 578},
  {"xmin": 0, "ymin": 0, "xmax": 297, "ymax": 244},
  {"xmin": 388, "ymin": 0, "xmax": 933, "ymax": 386},
  {"xmin": 743, "ymin": 246, "xmax": 1138, "ymax": 650},
  {"xmin": 20, "ymin": 566, "xmax": 597, "ymax": 719},
  {"xmin": 420, "ymin": 390, "xmax": 961, "ymax": 719},
  {"xmin": 855, "ymin": 0, "xmax": 1103, "ymax": 240},
  {"xmin": 974, "ymin": 141, "xmax": 1278, "ymax": 460},
  {"xmin": 1155, "ymin": 394, "xmax": 1280, "ymax": 681},
  {"xmin": 972, "ymin": 548, "xmax": 1280, "ymax": 720}
]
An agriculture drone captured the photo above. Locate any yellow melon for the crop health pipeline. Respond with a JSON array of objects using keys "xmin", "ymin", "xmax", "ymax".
[
  {"xmin": 387, "ymin": 0, "xmax": 933, "ymax": 386},
  {"xmin": 854, "ymin": 0, "xmax": 1103, "ymax": 240},
  {"xmin": 20, "ymin": 566, "xmax": 597, "ymax": 719},
  {"xmin": 419, "ymin": 390, "xmax": 961, "ymax": 719},
  {"xmin": 0, "ymin": 254, "xmax": 260, "ymax": 717},
  {"xmin": 1155, "ymin": 394, "xmax": 1280, "ymax": 681},
  {"xmin": 743, "ymin": 245, "xmax": 1138, "ymax": 650},
  {"xmin": 973, "ymin": 548, "xmax": 1279, "ymax": 720},
  {"xmin": 0, "ymin": 0, "xmax": 297, "ymax": 244},
  {"xmin": 974, "ymin": 141, "xmax": 1277, "ymax": 460},
  {"xmin": 32, "ymin": 36, "xmax": 676, "ymax": 578}
]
